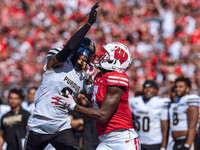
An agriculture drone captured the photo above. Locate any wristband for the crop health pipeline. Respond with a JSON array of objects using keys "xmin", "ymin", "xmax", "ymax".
[
  {"xmin": 184, "ymin": 144, "xmax": 190, "ymax": 148},
  {"xmin": 80, "ymin": 119, "xmax": 84, "ymax": 125},
  {"xmin": 160, "ymin": 148, "xmax": 166, "ymax": 150},
  {"xmin": 68, "ymin": 102, "xmax": 76, "ymax": 111}
]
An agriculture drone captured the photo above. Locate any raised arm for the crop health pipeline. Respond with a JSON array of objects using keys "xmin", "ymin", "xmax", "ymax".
[{"xmin": 47, "ymin": 2, "xmax": 99, "ymax": 70}]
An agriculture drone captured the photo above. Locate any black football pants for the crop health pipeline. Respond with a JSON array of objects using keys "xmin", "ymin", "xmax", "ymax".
[
  {"xmin": 24, "ymin": 129, "xmax": 79, "ymax": 150},
  {"xmin": 141, "ymin": 144, "xmax": 161, "ymax": 150},
  {"xmin": 173, "ymin": 139, "xmax": 186, "ymax": 150}
]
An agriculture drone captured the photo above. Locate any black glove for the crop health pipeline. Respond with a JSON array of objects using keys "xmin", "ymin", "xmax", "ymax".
[{"xmin": 87, "ymin": 2, "xmax": 99, "ymax": 26}]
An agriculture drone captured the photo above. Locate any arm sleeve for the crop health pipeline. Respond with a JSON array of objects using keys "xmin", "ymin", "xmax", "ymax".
[
  {"xmin": 104, "ymin": 72, "xmax": 129, "ymax": 88},
  {"xmin": 187, "ymin": 95, "xmax": 200, "ymax": 107},
  {"xmin": 161, "ymin": 98, "xmax": 171, "ymax": 120},
  {"xmin": 56, "ymin": 23, "xmax": 91, "ymax": 62}
]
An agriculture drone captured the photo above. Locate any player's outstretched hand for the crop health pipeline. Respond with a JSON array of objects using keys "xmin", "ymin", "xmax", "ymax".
[
  {"xmin": 85, "ymin": 64, "xmax": 95, "ymax": 82},
  {"xmin": 87, "ymin": 2, "xmax": 99, "ymax": 26},
  {"xmin": 51, "ymin": 92, "xmax": 76, "ymax": 111}
]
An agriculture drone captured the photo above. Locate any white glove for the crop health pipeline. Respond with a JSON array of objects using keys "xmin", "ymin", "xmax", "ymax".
[
  {"xmin": 85, "ymin": 64, "xmax": 95, "ymax": 82},
  {"xmin": 51, "ymin": 92, "xmax": 76, "ymax": 111}
]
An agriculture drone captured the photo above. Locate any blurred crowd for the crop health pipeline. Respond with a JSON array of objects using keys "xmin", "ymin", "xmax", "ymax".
[{"xmin": 1, "ymin": 0, "xmax": 200, "ymax": 103}]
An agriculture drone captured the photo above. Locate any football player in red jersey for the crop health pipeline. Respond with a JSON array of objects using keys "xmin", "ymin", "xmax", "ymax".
[{"xmin": 52, "ymin": 42, "xmax": 140, "ymax": 150}]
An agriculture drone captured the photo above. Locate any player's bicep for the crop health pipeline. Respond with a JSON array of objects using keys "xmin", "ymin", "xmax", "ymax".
[
  {"xmin": 187, "ymin": 106, "xmax": 199, "ymax": 127},
  {"xmin": 161, "ymin": 100, "xmax": 170, "ymax": 120},
  {"xmin": 100, "ymin": 85, "xmax": 125, "ymax": 119},
  {"xmin": 161, "ymin": 120, "xmax": 168, "ymax": 131}
]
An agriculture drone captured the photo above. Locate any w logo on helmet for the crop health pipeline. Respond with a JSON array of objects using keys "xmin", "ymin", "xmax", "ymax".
[{"xmin": 114, "ymin": 46, "xmax": 128, "ymax": 64}]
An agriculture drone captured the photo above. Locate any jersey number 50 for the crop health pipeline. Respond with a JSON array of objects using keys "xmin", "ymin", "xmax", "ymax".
[{"xmin": 135, "ymin": 116, "xmax": 150, "ymax": 132}]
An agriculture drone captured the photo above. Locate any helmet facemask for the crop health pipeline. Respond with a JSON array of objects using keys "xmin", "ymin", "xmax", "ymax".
[
  {"xmin": 91, "ymin": 47, "xmax": 110, "ymax": 68},
  {"xmin": 78, "ymin": 47, "xmax": 94, "ymax": 70},
  {"xmin": 71, "ymin": 37, "xmax": 95, "ymax": 71}
]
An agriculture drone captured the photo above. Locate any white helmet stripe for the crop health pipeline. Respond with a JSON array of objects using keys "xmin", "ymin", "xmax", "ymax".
[
  {"xmin": 108, "ymin": 76, "xmax": 129, "ymax": 82},
  {"xmin": 107, "ymin": 79, "xmax": 128, "ymax": 86}
]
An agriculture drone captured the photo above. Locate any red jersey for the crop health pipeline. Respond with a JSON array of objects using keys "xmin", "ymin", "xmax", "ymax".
[{"xmin": 91, "ymin": 71, "xmax": 133, "ymax": 136}]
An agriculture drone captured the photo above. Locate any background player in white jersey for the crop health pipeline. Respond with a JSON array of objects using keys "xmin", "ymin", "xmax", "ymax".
[
  {"xmin": 129, "ymin": 80, "xmax": 170, "ymax": 150},
  {"xmin": 21, "ymin": 86, "xmax": 37, "ymax": 114},
  {"xmin": 24, "ymin": 2, "xmax": 99, "ymax": 150},
  {"xmin": 169, "ymin": 77, "xmax": 199, "ymax": 150},
  {"xmin": 194, "ymin": 99, "xmax": 200, "ymax": 150},
  {"xmin": 52, "ymin": 42, "xmax": 140, "ymax": 150},
  {"xmin": 166, "ymin": 85, "xmax": 176, "ymax": 150},
  {"xmin": 0, "ymin": 97, "xmax": 11, "ymax": 150}
]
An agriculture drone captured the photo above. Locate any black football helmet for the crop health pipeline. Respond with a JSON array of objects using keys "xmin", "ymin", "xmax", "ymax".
[{"xmin": 70, "ymin": 37, "xmax": 95, "ymax": 71}]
